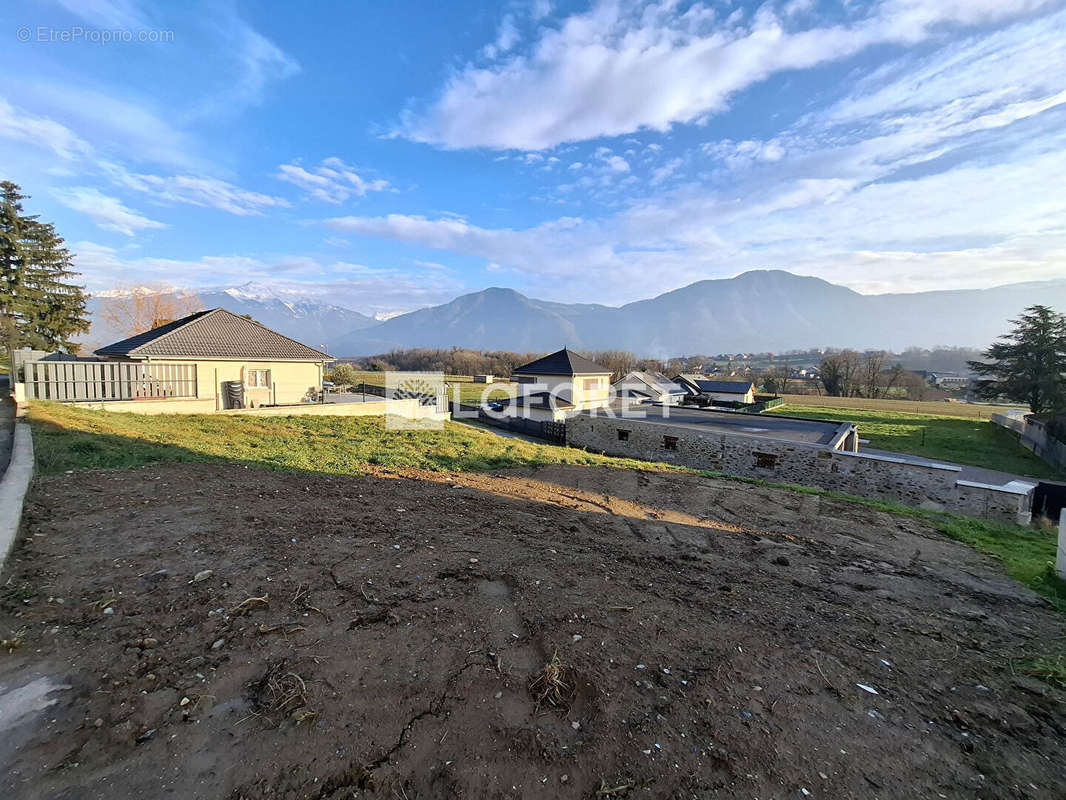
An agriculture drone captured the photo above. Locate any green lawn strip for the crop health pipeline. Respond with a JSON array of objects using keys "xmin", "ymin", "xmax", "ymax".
[
  {"xmin": 345, "ymin": 372, "xmax": 512, "ymax": 404},
  {"xmin": 27, "ymin": 402, "xmax": 1066, "ymax": 613},
  {"xmin": 767, "ymin": 405, "xmax": 1062, "ymax": 480}
]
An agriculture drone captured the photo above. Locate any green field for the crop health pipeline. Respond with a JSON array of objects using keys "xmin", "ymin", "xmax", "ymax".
[
  {"xmin": 777, "ymin": 393, "xmax": 1024, "ymax": 419},
  {"xmin": 768, "ymin": 404, "xmax": 1062, "ymax": 479},
  {"xmin": 26, "ymin": 402, "xmax": 1066, "ymax": 611},
  {"xmin": 345, "ymin": 371, "xmax": 514, "ymax": 405}
]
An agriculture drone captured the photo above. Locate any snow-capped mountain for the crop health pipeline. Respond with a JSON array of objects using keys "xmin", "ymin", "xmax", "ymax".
[{"xmin": 83, "ymin": 283, "xmax": 376, "ymax": 354}]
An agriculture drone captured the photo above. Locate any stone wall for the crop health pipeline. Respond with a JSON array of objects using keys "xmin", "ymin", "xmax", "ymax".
[{"xmin": 567, "ymin": 414, "xmax": 1032, "ymax": 524}]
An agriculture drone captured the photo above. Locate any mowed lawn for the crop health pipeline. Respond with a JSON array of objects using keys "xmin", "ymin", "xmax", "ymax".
[
  {"xmin": 768, "ymin": 404, "xmax": 1063, "ymax": 479},
  {"xmin": 347, "ymin": 371, "xmax": 514, "ymax": 405},
  {"xmin": 27, "ymin": 401, "xmax": 643, "ymax": 476},
  {"xmin": 25, "ymin": 401, "xmax": 1066, "ymax": 609}
]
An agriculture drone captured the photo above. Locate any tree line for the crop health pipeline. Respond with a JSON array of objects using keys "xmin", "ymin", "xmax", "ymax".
[{"xmin": 344, "ymin": 348, "xmax": 671, "ymax": 382}]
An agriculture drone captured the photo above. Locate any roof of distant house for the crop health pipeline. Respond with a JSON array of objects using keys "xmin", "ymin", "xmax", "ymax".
[
  {"xmin": 95, "ymin": 307, "xmax": 332, "ymax": 361},
  {"xmin": 495, "ymin": 391, "xmax": 575, "ymax": 410},
  {"xmin": 675, "ymin": 375, "xmax": 755, "ymax": 394},
  {"xmin": 513, "ymin": 348, "xmax": 611, "ymax": 375},
  {"xmin": 616, "ymin": 370, "xmax": 688, "ymax": 395}
]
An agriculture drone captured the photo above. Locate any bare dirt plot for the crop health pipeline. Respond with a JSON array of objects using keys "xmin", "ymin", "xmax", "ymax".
[{"xmin": 1, "ymin": 462, "xmax": 1064, "ymax": 800}]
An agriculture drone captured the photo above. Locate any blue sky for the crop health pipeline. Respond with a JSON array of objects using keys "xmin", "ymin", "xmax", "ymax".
[{"xmin": 2, "ymin": 0, "xmax": 1064, "ymax": 316}]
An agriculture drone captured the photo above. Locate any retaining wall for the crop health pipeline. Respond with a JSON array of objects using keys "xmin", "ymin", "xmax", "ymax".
[{"xmin": 568, "ymin": 414, "xmax": 1032, "ymax": 524}]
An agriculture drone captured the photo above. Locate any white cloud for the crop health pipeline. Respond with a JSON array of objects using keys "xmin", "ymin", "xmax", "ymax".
[
  {"xmin": 103, "ymin": 163, "xmax": 290, "ymax": 216},
  {"xmin": 702, "ymin": 139, "xmax": 784, "ymax": 169},
  {"xmin": 325, "ymin": 64, "xmax": 1066, "ymax": 303},
  {"xmin": 53, "ymin": 0, "xmax": 150, "ymax": 29},
  {"xmin": 277, "ymin": 157, "xmax": 391, "ymax": 204},
  {"xmin": 650, "ymin": 157, "xmax": 683, "ymax": 184},
  {"xmin": 15, "ymin": 80, "xmax": 205, "ymax": 170},
  {"xmin": 398, "ymin": 0, "xmax": 1055, "ymax": 150},
  {"xmin": 72, "ymin": 242, "xmax": 466, "ymax": 316},
  {"xmin": 482, "ymin": 14, "xmax": 521, "ymax": 59},
  {"xmin": 54, "ymin": 188, "xmax": 166, "ymax": 236},
  {"xmin": 0, "ymin": 97, "xmax": 91, "ymax": 160},
  {"xmin": 192, "ymin": 14, "xmax": 300, "ymax": 117}
]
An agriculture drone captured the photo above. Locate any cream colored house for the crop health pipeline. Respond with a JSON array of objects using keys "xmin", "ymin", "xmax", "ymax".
[
  {"xmin": 93, "ymin": 308, "xmax": 331, "ymax": 412},
  {"xmin": 500, "ymin": 348, "xmax": 612, "ymax": 421}
]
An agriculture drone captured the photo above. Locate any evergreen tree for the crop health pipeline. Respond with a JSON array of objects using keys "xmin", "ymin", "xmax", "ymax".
[
  {"xmin": 0, "ymin": 181, "xmax": 90, "ymax": 357},
  {"xmin": 968, "ymin": 305, "xmax": 1066, "ymax": 412}
]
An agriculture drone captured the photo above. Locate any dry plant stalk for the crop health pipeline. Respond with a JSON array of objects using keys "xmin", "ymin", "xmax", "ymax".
[
  {"xmin": 230, "ymin": 594, "xmax": 270, "ymax": 615},
  {"xmin": 529, "ymin": 649, "xmax": 573, "ymax": 709}
]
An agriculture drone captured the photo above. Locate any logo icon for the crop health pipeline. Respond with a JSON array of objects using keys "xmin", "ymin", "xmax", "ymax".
[{"xmin": 384, "ymin": 371, "xmax": 446, "ymax": 429}]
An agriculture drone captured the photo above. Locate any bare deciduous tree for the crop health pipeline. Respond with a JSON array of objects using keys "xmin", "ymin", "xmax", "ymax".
[{"xmin": 98, "ymin": 284, "xmax": 203, "ymax": 337}]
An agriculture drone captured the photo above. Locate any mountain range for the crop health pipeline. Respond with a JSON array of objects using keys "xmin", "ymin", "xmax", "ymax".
[
  {"xmin": 84, "ymin": 284, "xmax": 376, "ymax": 353},
  {"xmin": 84, "ymin": 271, "xmax": 1066, "ymax": 357}
]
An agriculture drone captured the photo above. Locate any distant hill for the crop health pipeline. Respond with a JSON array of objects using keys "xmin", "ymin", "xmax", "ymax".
[
  {"xmin": 333, "ymin": 270, "xmax": 1066, "ymax": 356},
  {"xmin": 81, "ymin": 271, "xmax": 1066, "ymax": 357},
  {"xmin": 84, "ymin": 283, "xmax": 376, "ymax": 354}
]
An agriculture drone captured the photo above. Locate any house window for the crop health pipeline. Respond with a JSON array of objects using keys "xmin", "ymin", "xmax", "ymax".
[
  {"xmin": 247, "ymin": 369, "xmax": 271, "ymax": 388},
  {"xmin": 663, "ymin": 435, "xmax": 678, "ymax": 450},
  {"xmin": 617, "ymin": 429, "xmax": 630, "ymax": 441},
  {"xmin": 583, "ymin": 377, "xmax": 601, "ymax": 391}
]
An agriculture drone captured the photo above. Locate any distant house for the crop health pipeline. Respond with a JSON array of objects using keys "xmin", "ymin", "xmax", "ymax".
[
  {"xmin": 95, "ymin": 307, "xmax": 332, "ymax": 410},
  {"xmin": 500, "ymin": 348, "xmax": 612, "ymax": 420},
  {"xmin": 674, "ymin": 374, "xmax": 756, "ymax": 404},
  {"xmin": 613, "ymin": 371, "xmax": 688, "ymax": 405},
  {"xmin": 928, "ymin": 372, "xmax": 971, "ymax": 390}
]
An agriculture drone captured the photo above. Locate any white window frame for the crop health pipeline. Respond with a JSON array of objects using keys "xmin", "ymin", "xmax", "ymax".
[{"xmin": 246, "ymin": 368, "xmax": 271, "ymax": 389}]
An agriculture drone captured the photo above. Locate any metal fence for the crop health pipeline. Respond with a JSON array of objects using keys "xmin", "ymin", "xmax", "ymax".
[
  {"xmin": 22, "ymin": 360, "xmax": 198, "ymax": 401},
  {"xmin": 351, "ymin": 382, "xmax": 387, "ymax": 397},
  {"xmin": 458, "ymin": 404, "xmax": 567, "ymax": 444}
]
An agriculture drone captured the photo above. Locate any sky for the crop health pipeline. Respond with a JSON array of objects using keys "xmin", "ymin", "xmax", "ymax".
[{"xmin": 2, "ymin": 0, "xmax": 1064, "ymax": 317}]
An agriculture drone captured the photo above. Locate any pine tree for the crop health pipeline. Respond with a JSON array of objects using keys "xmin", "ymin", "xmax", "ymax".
[
  {"xmin": 0, "ymin": 181, "xmax": 90, "ymax": 357},
  {"xmin": 968, "ymin": 305, "xmax": 1066, "ymax": 412}
]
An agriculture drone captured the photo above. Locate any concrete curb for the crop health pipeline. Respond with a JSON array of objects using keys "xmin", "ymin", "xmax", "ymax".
[{"xmin": 0, "ymin": 422, "xmax": 34, "ymax": 572}]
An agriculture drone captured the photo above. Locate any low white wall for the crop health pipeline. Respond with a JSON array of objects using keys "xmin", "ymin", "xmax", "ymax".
[
  {"xmin": 26, "ymin": 396, "xmax": 448, "ymax": 422},
  {"xmin": 0, "ymin": 423, "xmax": 34, "ymax": 571}
]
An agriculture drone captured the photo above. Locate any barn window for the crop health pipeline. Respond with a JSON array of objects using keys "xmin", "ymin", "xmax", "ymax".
[
  {"xmin": 617, "ymin": 429, "xmax": 630, "ymax": 441},
  {"xmin": 663, "ymin": 435, "xmax": 678, "ymax": 450}
]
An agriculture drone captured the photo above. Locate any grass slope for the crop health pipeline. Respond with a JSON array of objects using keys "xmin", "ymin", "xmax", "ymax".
[
  {"xmin": 769, "ymin": 405, "xmax": 1062, "ymax": 479},
  {"xmin": 27, "ymin": 402, "xmax": 650, "ymax": 476},
  {"xmin": 26, "ymin": 402, "xmax": 1066, "ymax": 610}
]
